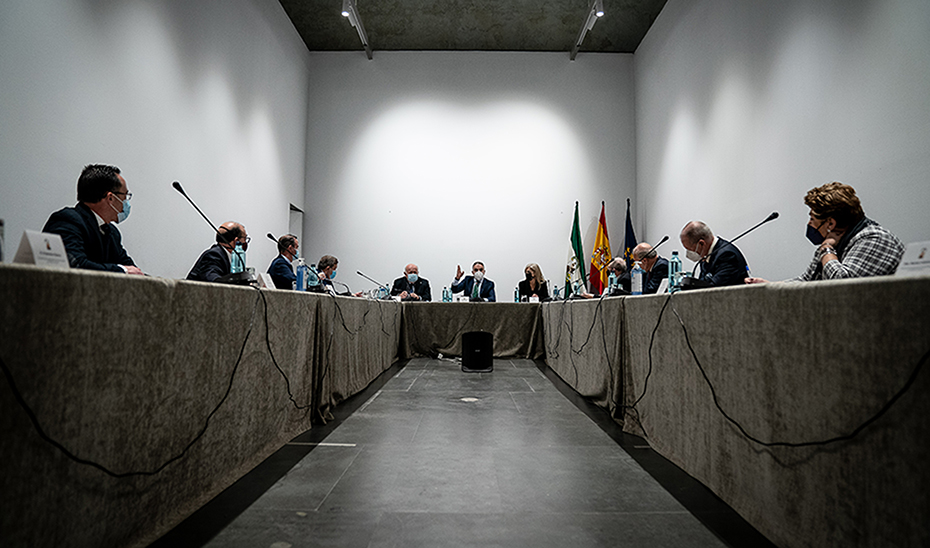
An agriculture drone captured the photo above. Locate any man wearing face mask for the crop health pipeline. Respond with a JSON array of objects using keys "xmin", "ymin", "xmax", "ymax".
[
  {"xmin": 631, "ymin": 242, "xmax": 669, "ymax": 295},
  {"xmin": 43, "ymin": 164, "xmax": 143, "ymax": 274},
  {"xmin": 679, "ymin": 221, "xmax": 749, "ymax": 287},
  {"xmin": 316, "ymin": 254, "xmax": 360, "ymax": 296},
  {"xmin": 391, "ymin": 263, "xmax": 432, "ymax": 301},
  {"xmin": 632, "ymin": 242, "xmax": 668, "ymax": 295},
  {"xmin": 746, "ymin": 182, "xmax": 904, "ymax": 283},
  {"xmin": 451, "ymin": 261, "xmax": 496, "ymax": 302},
  {"xmin": 579, "ymin": 258, "xmax": 628, "ymax": 298},
  {"xmin": 267, "ymin": 234, "xmax": 299, "ymax": 290},
  {"xmin": 186, "ymin": 221, "xmax": 249, "ymax": 283}
]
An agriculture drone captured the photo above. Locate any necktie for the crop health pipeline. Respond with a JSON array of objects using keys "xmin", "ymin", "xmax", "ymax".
[{"xmin": 471, "ymin": 279, "xmax": 479, "ymax": 299}]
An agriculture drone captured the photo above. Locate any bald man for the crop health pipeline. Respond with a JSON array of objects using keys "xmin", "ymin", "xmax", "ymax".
[
  {"xmin": 631, "ymin": 242, "xmax": 669, "ymax": 294},
  {"xmin": 187, "ymin": 221, "xmax": 249, "ymax": 283},
  {"xmin": 390, "ymin": 263, "xmax": 432, "ymax": 301},
  {"xmin": 679, "ymin": 221, "xmax": 748, "ymax": 287}
]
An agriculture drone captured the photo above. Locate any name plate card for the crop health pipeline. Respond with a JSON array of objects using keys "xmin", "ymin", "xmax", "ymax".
[
  {"xmin": 13, "ymin": 230, "xmax": 70, "ymax": 270},
  {"xmin": 895, "ymin": 241, "xmax": 930, "ymax": 277}
]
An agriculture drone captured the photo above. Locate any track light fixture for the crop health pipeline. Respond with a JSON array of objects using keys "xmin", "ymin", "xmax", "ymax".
[
  {"xmin": 571, "ymin": 0, "xmax": 605, "ymax": 61},
  {"xmin": 341, "ymin": 0, "xmax": 372, "ymax": 60}
]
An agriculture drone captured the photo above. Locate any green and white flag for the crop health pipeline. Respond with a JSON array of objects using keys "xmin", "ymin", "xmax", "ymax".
[{"xmin": 565, "ymin": 201, "xmax": 586, "ymax": 297}]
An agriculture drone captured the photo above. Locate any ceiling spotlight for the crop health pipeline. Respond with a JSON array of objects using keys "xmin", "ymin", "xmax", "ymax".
[
  {"xmin": 340, "ymin": 0, "xmax": 372, "ymax": 60},
  {"xmin": 571, "ymin": 0, "xmax": 604, "ymax": 60}
]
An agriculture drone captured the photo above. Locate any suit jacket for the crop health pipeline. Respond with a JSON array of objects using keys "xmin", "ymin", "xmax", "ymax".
[
  {"xmin": 699, "ymin": 238, "xmax": 748, "ymax": 287},
  {"xmin": 391, "ymin": 276, "xmax": 432, "ymax": 301},
  {"xmin": 451, "ymin": 275, "xmax": 496, "ymax": 302},
  {"xmin": 42, "ymin": 203, "xmax": 135, "ymax": 272},
  {"xmin": 644, "ymin": 257, "xmax": 669, "ymax": 294},
  {"xmin": 267, "ymin": 254, "xmax": 296, "ymax": 290},
  {"xmin": 187, "ymin": 244, "xmax": 230, "ymax": 283}
]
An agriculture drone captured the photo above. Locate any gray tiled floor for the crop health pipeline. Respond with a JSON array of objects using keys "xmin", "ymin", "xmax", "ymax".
[{"xmin": 205, "ymin": 358, "xmax": 728, "ymax": 547}]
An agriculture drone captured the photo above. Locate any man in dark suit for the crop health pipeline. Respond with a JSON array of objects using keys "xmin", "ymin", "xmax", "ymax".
[
  {"xmin": 390, "ymin": 263, "xmax": 431, "ymax": 301},
  {"xmin": 632, "ymin": 242, "xmax": 670, "ymax": 294},
  {"xmin": 451, "ymin": 261, "xmax": 496, "ymax": 302},
  {"xmin": 187, "ymin": 221, "xmax": 248, "ymax": 282},
  {"xmin": 42, "ymin": 164, "xmax": 143, "ymax": 274},
  {"xmin": 680, "ymin": 221, "xmax": 748, "ymax": 287},
  {"xmin": 267, "ymin": 234, "xmax": 298, "ymax": 290}
]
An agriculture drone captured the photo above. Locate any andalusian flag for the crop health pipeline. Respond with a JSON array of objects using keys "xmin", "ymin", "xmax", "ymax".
[
  {"xmin": 623, "ymin": 198, "xmax": 637, "ymax": 268},
  {"xmin": 589, "ymin": 202, "xmax": 611, "ymax": 295},
  {"xmin": 565, "ymin": 201, "xmax": 586, "ymax": 297}
]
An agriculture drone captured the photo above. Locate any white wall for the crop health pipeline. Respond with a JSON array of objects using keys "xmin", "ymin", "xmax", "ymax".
[
  {"xmin": 635, "ymin": 0, "xmax": 930, "ymax": 281},
  {"xmin": 304, "ymin": 51, "xmax": 636, "ymax": 297},
  {"xmin": 0, "ymin": 0, "xmax": 310, "ymax": 278}
]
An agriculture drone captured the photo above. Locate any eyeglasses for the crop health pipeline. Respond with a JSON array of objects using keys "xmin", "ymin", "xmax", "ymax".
[
  {"xmin": 112, "ymin": 191, "xmax": 133, "ymax": 200},
  {"xmin": 241, "ymin": 236, "xmax": 251, "ymax": 244}
]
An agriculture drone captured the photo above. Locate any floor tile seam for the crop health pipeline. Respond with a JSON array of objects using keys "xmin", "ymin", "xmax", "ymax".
[
  {"xmin": 313, "ymin": 447, "xmax": 365, "ymax": 513},
  {"xmin": 509, "ymin": 391, "xmax": 522, "ymax": 413},
  {"xmin": 354, "ymin": 390, "xmax": 382, "ymax": 414}
]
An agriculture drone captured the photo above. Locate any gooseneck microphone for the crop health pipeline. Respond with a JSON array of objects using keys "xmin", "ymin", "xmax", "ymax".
[
  {"xmin": 357, "ymin": 270, "xmax": 388, "ymax": 290},
  {"xmin": 681, "ymin": 212, "xmax": 780, "ymax": 289},
  {"xmin": 642, "ymin": 235, "xmax": 670, "ymax": 259},
  {"xmin": 731, "ymin": 211, "xmax": 779, "ymax": 243},
  {"xmin": 172, "ymin": 181, "xmax": 251, "ymax": 284},
  {"xmin": 267, "ymin": 233, "xmax": 277, "ymax": 243}
]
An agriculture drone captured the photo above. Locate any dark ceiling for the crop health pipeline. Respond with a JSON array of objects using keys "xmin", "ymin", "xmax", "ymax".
[{"xmin": 279, "ymin": 0, "xmax": 668, "ymax": 55}]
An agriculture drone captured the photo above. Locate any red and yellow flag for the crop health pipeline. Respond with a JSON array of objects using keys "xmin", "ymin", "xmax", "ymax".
[{"xmin": 589, "ymin": 202, "xmax": 611, "ymax": 295}]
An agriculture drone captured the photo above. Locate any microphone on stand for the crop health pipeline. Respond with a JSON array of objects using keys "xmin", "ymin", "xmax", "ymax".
[
  {"xmin": 357, "ymin": 270, "xmax": 392, "ymax": 300},
  {"xmin": 642, "ymin": 235, "xmax": 669, "ymax": 259},
  {"xmin": 680, "ymin": 212, "xmax": 779, "ymax": 291},
  {"xmin": 267, "ymin": 233, "xmax": 278, "ymax": 243},
  {"xmin": 731, "ymin": 211, "xmax": 779, "ymax": 243},
  {"xmin": 172, "ymin": 181, "xmax": 252, "ymax": 285},
  {"xmin": 357, "ymin": 270, "xmax": 388, "ymax": 289}
]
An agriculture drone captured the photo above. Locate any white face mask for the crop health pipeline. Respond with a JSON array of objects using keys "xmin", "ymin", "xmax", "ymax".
[
  {"xmin": 686, "ymin": 249, "xmax": 702, "ymax": 263},
  {"xmin": 473, "ymin": 270, "xmax": 485, "ymax": 282}
]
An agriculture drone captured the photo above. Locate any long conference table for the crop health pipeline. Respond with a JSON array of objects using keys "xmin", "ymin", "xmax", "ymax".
[{"xmin": 1, "ymin": 263, "xmax": 927, "ymax": 548}]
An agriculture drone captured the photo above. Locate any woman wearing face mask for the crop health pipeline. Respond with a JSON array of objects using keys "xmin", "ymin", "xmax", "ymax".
[
  {"xmin": 746, "ymin": 182, "xmax": 905, "ymax": 283},
  {"xmin": 518, "ymin": 263, "xmax": 550, "ymax": 301}
]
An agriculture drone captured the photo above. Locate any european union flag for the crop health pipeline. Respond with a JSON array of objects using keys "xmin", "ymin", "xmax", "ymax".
[{"xmin": 623, "ymin": 198, "xmax": 637, "ymax": 269}]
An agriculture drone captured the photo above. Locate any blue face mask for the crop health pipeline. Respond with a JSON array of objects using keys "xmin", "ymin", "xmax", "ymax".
[
  {"xmin": 329, "ymin": 268, "xmax": 337, "ymax": 279},
  {"xmin": 407, "ymin": 273, "xmax": 418, "ymax": 284},
  {"xmin": 806, "ymin": 221, "xmax": 826, "ymax": 245},
  {"xmin": 110, "ymin": 195, "xmax": 131, "ymax": 223}
]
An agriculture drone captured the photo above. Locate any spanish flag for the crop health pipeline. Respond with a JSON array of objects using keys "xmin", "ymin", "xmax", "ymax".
[{"xmin": 590, "ymin": 202, "xmax": 611, "ymax": 294}]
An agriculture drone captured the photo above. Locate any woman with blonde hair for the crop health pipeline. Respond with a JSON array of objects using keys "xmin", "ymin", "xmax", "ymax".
[{"xmin": 518, "ymin": 263, "xmax": 550, "ymax": 301}]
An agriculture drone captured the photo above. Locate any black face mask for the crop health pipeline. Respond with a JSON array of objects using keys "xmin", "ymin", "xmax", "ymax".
[
  {"xmin": 806, "ymin": 221, "xmax": 827, "ymax": 245},
  {"xmin": 525, "ymin": 271, "xmax": 533, "ymax": 280}
]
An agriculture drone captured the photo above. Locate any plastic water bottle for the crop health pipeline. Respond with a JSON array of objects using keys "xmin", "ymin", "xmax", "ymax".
[
  {"xmin": 295, "ymin": 258, "xmax": 307, "ymax": 291},
  {"xmin": 631, "ymin": 261, "xmax": 644, "ymax": 295},
  {"xmin": 442, "ymin": 287, "xmax": 450, "ymax": 302},
  {"xmin": 514, "ymin": 288, "xmax": 519, "ymax": 302},
  {"xmin": 668, "ymin": 251, "xmax": 682, "ymax": 293},
  {"xmin": 307, "ymin": 263, "xmax": 321, "ymax": 289},
  {"xmin": 553, "ymin": 285, "xmax": 560, "ymax": 300},
  {"xmin": 230, "ymin": 242, "xmax": 245, "ymax": 274}
]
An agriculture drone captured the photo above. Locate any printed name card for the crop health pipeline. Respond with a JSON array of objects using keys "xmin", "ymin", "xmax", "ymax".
[
  {"xmin": 895, "ymin": 241, "xmax": 930, "ymax": 277},
  {"xmin": 13, "ymin": 230, "xmax": 70, "ymax": 270}
]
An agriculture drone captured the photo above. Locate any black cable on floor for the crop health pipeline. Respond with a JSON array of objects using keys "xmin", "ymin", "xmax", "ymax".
[{"xmin": 0, "ymin": 289, "xmax": 263, "ymax": 478}]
